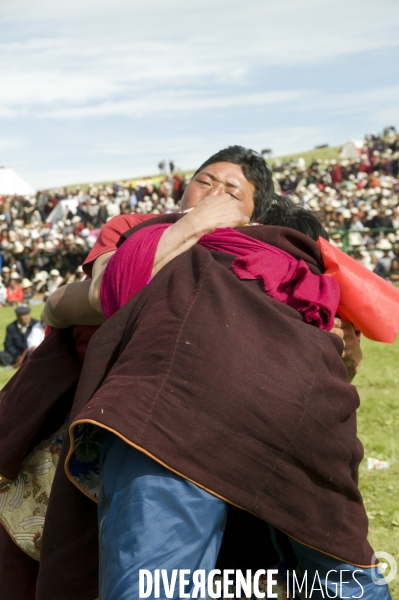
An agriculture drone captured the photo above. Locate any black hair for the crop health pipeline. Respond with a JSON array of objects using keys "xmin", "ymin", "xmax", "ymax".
[
  {"xmin": 260, "ymin": 195, "xmax": 329, "ymax": 241},
  {"xmin": 194, "ymin": 145, "xmax": 274, "ymax": 222}
]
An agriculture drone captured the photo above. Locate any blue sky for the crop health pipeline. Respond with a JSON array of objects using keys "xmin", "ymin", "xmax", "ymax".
[{"xmin": 1, "ymin": 0, "xmax": 399, "ymax": 189}]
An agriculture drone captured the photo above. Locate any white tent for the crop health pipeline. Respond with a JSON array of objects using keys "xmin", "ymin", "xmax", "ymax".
[
  {"xmin": 46, "ymin": 198, "xmax": 78, "ymax": 224},
  {"xmin": 0, "ymin": 167, "xmax": 36, "ymax": 196},
  {"xmin": 338, "ymin": 140, "xmax": 364, "ymax": 159}
]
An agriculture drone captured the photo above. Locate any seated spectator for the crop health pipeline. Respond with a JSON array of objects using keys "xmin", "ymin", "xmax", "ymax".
[
  {"xmin": 44, "ymin": 269, "xmax": 64, "ymax": 300},
  {"xmin": 348, "ymin": 212, "xmax": 364, "ymax": 231},
  {"xmin": 0, "ymin": 305, "xmax": 39, "ymax": 367},
  {"xmin": 389, "ymin": 258, "xmax": 399, "ymax": 282},
  {"xmin": 12, "ymin": 314, "xmax": 47, "ymax": 368},
  {"xmin": 1, "ymin": 266, "xmax": 10, "ymax": 286},
  {"xmin": 375, "ymin": 240, "xmax": 394, "ymax": 274},
  {"xmin": 0, "ymin": 276, "xmax": 7, "ymax": 307},
  {"xmin": 21, "ymin": 278, "xmax": 34, "ymax": 303},
  {"xmin": 74, "ymin": 265, "xmax": 86, "ymax": 283},
  {"xmin": 9, "ymin": 263, "xmax": 21, "ymax": 278},
  {"xmin": 6, "ymin": 273, "xmax": 24, "ymax": 306},
  {"xmin": 32, "ymin": 270, "xmax": 49, "ymax": 294}
]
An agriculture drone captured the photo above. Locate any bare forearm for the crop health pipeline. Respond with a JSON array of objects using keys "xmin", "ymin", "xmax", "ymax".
[
  {"xmin": 152, "ymin": 195, "xmax": 249, "ymax": 277},
  {"xmin": 152, "ymin": 212, "xmax": 212, "ymax": 277},
  {"xmin": 43, "ymin": 280, "xmax": 105, "ymax": 328},
  {"xmin": 330, "ymin": 318, "xmax": 362, "ymax": 384}
]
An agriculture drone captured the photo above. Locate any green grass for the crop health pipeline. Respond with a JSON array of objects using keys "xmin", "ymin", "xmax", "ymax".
[
  {"xmin": 355, "ymin": 337, "xmax": 399, "ymax": 596},
  {"xmin": 0, "ymin": 307, "xmax": 397, "ymax": 593}
]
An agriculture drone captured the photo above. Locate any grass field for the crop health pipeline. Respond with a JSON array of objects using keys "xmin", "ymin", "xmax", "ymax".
[{"xmin": 0, "ymin": 304, "xmax": 397, "ymax": 593}]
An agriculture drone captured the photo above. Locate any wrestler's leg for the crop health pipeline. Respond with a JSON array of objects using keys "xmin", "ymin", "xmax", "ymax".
[
  {"xmin": 289, "ymin": 538, "xmax": 392, "ymax": 600},
  {"xmin": 0, "ymin": 523, "xmax": 39, "ymax": 600},
  {"xmin": 98, "ymin": 432, "xmax": 227, "ymax": 600}
]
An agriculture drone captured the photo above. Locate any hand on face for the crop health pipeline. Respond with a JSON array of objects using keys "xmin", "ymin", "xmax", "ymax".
[
  {"xmin": 180, "ymin": 162, "xmax": 255, "ymax": 232},
  {"xmin": 189, "ymin": 190, "xmax": 250, "ymax": 232}
]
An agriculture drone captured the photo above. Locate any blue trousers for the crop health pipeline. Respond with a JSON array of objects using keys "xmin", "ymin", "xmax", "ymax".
[
  {"xmin": 98, "ymin": 433, "xmax": 392, "ymax": 599},
  {"xmin": 98, "ymin": 433, "xmax": 227, "ymax": 599}
]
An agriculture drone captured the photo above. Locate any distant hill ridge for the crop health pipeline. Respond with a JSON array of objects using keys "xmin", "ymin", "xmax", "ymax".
[{"xmin": 56, "ymin": 145, "xmax": 341, "ymax": 193}]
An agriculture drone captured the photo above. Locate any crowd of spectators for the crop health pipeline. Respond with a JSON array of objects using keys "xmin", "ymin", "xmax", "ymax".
[
  {"xmin": 0, "ymin": 126, "xmax": 398, "ymax": 309},
  {"xmin": 272, "ymin": 127, "xmax": 399, "ymax": 281},
  {"xmin": 0, "ymin": 173, "xmax": 191, "ymax": 305}
]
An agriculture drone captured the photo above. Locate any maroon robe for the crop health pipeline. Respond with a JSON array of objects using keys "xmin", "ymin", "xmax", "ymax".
[{"xmin": 0, "ymin": 220, "xmax": 374, "ymax": 600}]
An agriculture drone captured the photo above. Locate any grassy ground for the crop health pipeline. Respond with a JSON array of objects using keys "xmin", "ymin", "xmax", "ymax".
[
  {"xmin": 355, "ymin": 336, "xmax": 399, "ymax": 596},
  {"xmin": 0, "ymin": 306, "xmax": 397, "ymax": 592}
]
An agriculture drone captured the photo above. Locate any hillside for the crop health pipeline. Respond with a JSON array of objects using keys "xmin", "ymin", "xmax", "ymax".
[{"xmin": 55, "ymin": 145, "xmax": 342, "ymax": 193}]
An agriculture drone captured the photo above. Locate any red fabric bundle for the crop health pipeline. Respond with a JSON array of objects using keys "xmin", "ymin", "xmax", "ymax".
[
  {"xmin": 202, "ymin": 228, "xmax": 339, "ymax": 330},
  {"xmin": 318, "ymin": 237, "xmax": 399, "ymax": 343}
]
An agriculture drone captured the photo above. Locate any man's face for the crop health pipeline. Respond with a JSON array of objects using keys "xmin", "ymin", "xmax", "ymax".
[
  {"xmin": 17, "ymin": 313, "xmax": 31, "ymax": 326},
  {"xmin": 180, "ymin": 162, "xmax": 255, "ymax": 219}
]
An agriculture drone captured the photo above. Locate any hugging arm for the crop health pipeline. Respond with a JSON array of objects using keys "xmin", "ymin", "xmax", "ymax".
[
  {"xmin": 43, "ymin": 250, "xmax": 116, "ymax": 328},
  {"xmin": 331, "ymin": 318, "xmax": 362, "ymax": 383},
  {"xmin": 43, "ymin": 279, "xmax": 106, "ymax": 329}
]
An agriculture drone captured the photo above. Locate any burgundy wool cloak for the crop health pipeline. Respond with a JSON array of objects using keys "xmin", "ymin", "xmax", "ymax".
[
  {"xmin": 0, "ymin": 221, "xmax": 375, "ymax": 600},
  {"xmin": 66, "ymin": 221, "xmax": 374, "ymax": 567}
]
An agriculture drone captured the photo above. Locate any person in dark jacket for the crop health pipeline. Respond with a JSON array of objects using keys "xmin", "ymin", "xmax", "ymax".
[{"xmin": 0, "ymin": 305, "xmax": 39, "ymax": 366}]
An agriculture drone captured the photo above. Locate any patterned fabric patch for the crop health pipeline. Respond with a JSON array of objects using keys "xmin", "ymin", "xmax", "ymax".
[{"xmin": 0, "ymin": 423, "xmax": 66, "ymax": 561}]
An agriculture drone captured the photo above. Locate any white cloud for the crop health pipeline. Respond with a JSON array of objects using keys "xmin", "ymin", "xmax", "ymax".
[
  {"xmin": 325, "ymin": 86, "xmax": 399, "ymax": 113},
  {"xmin": 1, "ymin": 0, "xmax": 398, "ymax": 187},
  {"xmin": 39, "ymin": 89, "xmax": 314, "ymax": 119},
  {"xmin": 372, "ymin": 106, "xmax": 399, "ymax": 126},
  {"xmin": 0, "ymin": 0, "xmax": 398, "ymax": 118},
  {"xmin": 293, "ymin": 85, "xmax": 399, "ymax": 123},
  {"xmin": 0, "ymin": 137, "xmax": 25, "ymax": 154}
]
